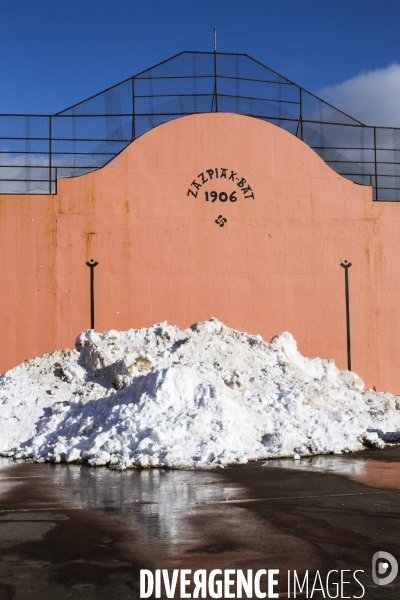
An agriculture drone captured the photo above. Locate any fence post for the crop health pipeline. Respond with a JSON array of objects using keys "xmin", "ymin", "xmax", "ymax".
[
  {"xmin": 299, "ymin": 88, "xmax": 303, "ymax": 141},
  {"xmin": 213, "ymin": 28, "xmax": 218, "ymax": 112},
  {"xmin": 340, "ymin": 260, "xmax": 352, "ymax": 371},
  {"xmin": 49, "ymin": 116, "xmax": 52, "ymax": 194},
  {"xmin": 86, "ymin": 259, "xmax": 99, "ymax": 329},
  {"xmin": 131, "ymin": 77, "xmax": 136, "ymax": 141},
  {"xmin": 373, "ymin": 126, "xmax": 378, "ymax": 201}
]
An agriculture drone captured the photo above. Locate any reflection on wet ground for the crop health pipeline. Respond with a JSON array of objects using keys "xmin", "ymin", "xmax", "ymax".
[
  {"xmin": 0, "ymin": 459, "xmax": 318, "ymax": 567},
  {"xmin": 1, "ymin": 458, "xmax": 247, "ymax": 552},
  {"xmin": 0, "ymin": 449, "xmax": 399, "ymax": 599},
  {"xmin": 42, "ymin": 465, "xmax": 249, "ymax": 554},
  {"xmin": 264, "ymin": 451, "xmax": 400, "ymax": 491}
]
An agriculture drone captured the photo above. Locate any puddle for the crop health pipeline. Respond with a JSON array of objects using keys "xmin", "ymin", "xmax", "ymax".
[
  {"xmin": 0, "ymin": 462, "xmax": 322, "ymax": 573},
  {"xmin": 0, "ymin": 458, "xmax": 24, "ymax": 498},
  {"xmin": 0, "ymin": 462, "xmax": 248, "ymax": 552},
  {"xmin": 50, "ymin": 466, "xmax": 248, "ymax": 551},
  {"xmin": 263, "ymin": 454, "xmax": 400, "ymax": 492},
  {"xmin": 1, "ymin": 457, "xmax": 397, "ymax": 591}
]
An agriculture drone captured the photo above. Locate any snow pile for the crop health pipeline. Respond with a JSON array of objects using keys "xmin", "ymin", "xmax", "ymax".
[{"xmin": 0, "ymin": 318, "xmax": 399, "ymax": 469}]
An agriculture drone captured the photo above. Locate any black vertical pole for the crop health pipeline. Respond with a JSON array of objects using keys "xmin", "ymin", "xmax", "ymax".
[
  {"xmin": 340, "ymin": 260, "xmax": 352, "ymax": 371},
  {"xmin": 86, "ymin": 260, "xmax": 98, "ymax": 329},
  {"xmin": 299, "ymin": 88, "xmax": 303, "ymax": 141},
  {"xmin": 49, "ymin": 116, "xmax": 52, "ymax": 194},
  {"xmin": 373, "ymin": 126, "xmax": 378, "ymax": 201},
  {"xmin": 213, "ymin": 27, "xmax": 218, "ymax": 112},
  {"xmin": 131, "ymin": 77, "xmax": 136, "ymax": 142}
]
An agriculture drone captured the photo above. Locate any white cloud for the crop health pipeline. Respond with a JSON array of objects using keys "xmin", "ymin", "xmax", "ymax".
[{"xmin": 318, "ymin": 64, "xmax": 400, "ymax": 127}]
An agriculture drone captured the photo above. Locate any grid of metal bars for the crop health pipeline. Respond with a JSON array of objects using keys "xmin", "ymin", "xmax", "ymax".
[{"xmin": 1, "ymin": 51, "xmax": 400, "ymax": 200}]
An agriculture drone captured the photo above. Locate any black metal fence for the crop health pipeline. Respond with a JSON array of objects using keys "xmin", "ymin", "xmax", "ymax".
[{"xmin": 1, "ymin": 51, "xmax": 400, "ymax": 201}]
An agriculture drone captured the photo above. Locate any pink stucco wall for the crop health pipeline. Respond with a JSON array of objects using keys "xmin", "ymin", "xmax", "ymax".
[{"xmin": 1, "ymin": 113, "xmax": 400, "ymax": 391}]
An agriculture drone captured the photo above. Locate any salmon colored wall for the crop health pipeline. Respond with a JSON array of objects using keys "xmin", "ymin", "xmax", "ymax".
[{"xmin": 1, "ymin": 113, "xmax": 400, "ymax": 392}]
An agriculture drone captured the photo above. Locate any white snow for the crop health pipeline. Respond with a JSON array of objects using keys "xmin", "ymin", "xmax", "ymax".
[{"xmin": 0, "ymin": 318, "xmax": 399, "ymax": 470}]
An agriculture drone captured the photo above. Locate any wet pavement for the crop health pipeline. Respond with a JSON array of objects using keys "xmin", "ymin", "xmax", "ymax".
[{"xmin": 0, "ymin": 447, "xmax": 399, "ymax": 599}]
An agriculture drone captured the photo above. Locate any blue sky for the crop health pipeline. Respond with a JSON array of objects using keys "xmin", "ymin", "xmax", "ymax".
[{"xmin": 2, "ymin": 0, "xmax": 400, "ymax": 123}]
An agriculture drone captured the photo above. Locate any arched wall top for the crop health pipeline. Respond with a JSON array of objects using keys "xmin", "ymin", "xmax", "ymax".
[
  {"xmin": 0, "ymin": 51, "xmax": 399, "ymax": 200},
  {"xmin": 3, "ymin": 110, "xmax": 400, "ymax": 392},
  {"xmin": 56, "ymin": 111, "xmax": 374, "ymax": 217},
  {"xmin": 57, "ymin": 111, "xmax": 368, "ymax": 196}
]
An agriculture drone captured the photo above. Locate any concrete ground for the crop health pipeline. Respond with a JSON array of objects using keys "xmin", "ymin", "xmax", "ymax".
[{"xmin": 0, "ymin": 446, "xmax": 399, "ymax": 599}]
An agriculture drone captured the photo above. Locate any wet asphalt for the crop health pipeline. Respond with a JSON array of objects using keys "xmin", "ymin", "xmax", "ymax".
[{"xmin": 0, "ymin": 446, "xmax": 399, "ymax": 600}]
